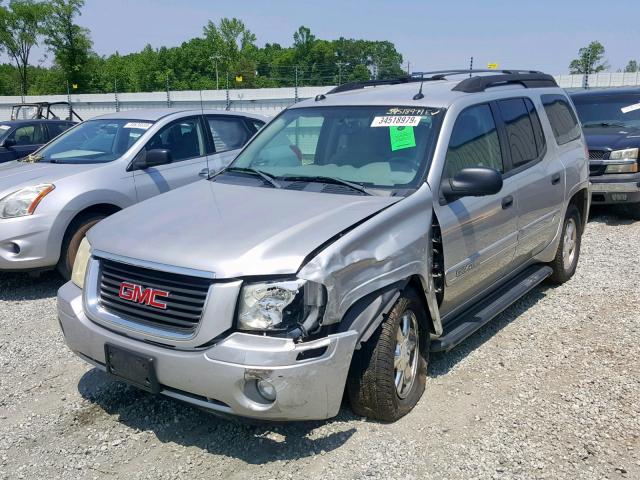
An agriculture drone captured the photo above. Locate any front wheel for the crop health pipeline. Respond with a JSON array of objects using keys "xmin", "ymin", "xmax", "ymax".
[
  {"xmin": 57, "ymin": 214, "xmax": 106, "ymax": 280},
  {"xmin": 347, "ymin": 288, "xmax": 429, "ymax": 422},
  {"xmin": 548, "ymin": 205, "xmax": 582, "ymax": 284}
]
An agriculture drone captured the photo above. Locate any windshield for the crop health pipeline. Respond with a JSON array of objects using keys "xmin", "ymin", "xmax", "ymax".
[
  {"xmin": 0, "ymin": 125, "xmax": 11, "ymax": 142},
  {"xmin": 572, "ymin": 94, "xmax": 640, "ymax": 129},
  {"xmin": 228, "ymin": 106, "xmax": 443, "ymax": 191},
  {"xmin": 29, "ymin": 119, "xmax": 153, "ymax": 164}
]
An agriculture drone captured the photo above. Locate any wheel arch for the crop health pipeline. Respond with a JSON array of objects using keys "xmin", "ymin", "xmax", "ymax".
[
  {"xmin": 337, "ymin": 274, "xmax": 441, "ymax": 349},
  {"xmin": 568, "ymin": 187, "xmax": 589, "ymax": 232}
]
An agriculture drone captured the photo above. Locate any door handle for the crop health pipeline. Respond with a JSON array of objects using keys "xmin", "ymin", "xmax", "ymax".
[
  {"xmin": 199, "ymin": 168, "xmax": 210, "ymax": 178},
  {"xmin": 501, "ymin": 195, "xmax": 514, "ymax": 209},
  {"xmin": 551, "ymin": 173, "xmax": 561, "ymax": 185}
]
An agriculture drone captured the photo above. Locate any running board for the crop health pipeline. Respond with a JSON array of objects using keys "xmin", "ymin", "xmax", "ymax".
[{"xmin": 430, "ymin": 265, "xmax": 552, "ymax": 352}]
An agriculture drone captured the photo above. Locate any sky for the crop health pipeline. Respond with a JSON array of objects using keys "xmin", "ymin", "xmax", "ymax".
[{"xmin": 15, "ymin": 0, "xmax": 640, "ymax": 74}]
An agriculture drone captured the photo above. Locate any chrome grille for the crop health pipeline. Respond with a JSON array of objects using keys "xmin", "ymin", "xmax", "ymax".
[
  {"xmin": 98, "ymin": 259, "xmax": 212, "ymax": 334},
  {"xmin": 589, "ymin": 150, "xmax": 606, "ymax": 160}
]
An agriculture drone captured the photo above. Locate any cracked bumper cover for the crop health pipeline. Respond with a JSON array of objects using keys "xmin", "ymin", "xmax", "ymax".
[{"xmin": 57, "ymin": 281, "xmax": 358, "ymax": 421}]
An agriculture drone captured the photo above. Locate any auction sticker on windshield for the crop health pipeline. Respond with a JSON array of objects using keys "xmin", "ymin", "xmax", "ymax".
[
  {"xmin": 124, "ymin": 122, "xmax": 152, "ymax": 130},
  {"xmin": 621, "ymin": 103, "xmax": 640, "ymax": 114},
  {"xmin": 371, "ymin": 116, "xmax": 421, "ymax": 127},
  {"xmin": 0, "ymin": 125, "xmax": 10, "ymax": 131}
]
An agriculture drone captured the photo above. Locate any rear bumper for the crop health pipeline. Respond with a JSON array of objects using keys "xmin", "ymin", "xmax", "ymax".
[
  {"xmin": 590, "ymin": 173, "xmax": 640, "ymax": 205},
  {"xmin": 57, "ymin": 281, "xmax": 358, "ymax": 421},
  {"xmin": 0, "ymin": 213, "xmax": 59, "ymax": 270}
]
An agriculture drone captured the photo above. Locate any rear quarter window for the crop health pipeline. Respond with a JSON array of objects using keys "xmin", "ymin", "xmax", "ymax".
[{"xmin": 542, "ymin": 94, "xmax": 581, "ymax": 145}]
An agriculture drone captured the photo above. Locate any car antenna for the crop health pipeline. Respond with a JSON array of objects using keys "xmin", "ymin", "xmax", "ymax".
[{"xmin": 413, "ymin": 74, "xmax": 425, "ymax": 100}]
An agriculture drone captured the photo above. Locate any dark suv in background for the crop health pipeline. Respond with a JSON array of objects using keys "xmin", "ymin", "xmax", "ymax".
[
  {"xmin": 570, "ymin": 88, "xmax": 640, "ymax": 219},
  {"xmin": 0, "ymin": 119, "xmax": 76, "ymax": 163}
]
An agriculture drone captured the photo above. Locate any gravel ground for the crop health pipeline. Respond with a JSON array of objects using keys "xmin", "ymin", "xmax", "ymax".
[{"xmin": 0, "ymin": 207, "xmax": 638, "ymax": 480}]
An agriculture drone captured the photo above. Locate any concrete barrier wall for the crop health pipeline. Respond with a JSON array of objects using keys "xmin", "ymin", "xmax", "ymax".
[
  {"xmin": 1, "ymin": 73, "xmax": 639, "ymax": 121},
  {"xmin": 0, "ymin": 86, "xmax": 334, "ymax": 121}
]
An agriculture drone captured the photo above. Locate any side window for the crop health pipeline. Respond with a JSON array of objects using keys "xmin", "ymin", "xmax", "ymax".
[
  {"xmin": 10, "ymin": 124, "xmax": 45, "ymax": 145},
  {"xmin": 249, "ymin": 119, "xmax": 265, "ymax": 132},
  {"xmin": 47, "ymin": 123, "xmax": 73, "ymax": 140},
  {"xmin": 497, "ymin": 98, "xmax": 539, "ymax": 168},
  {"xmin": 524, "ymin": 98, "xmax": 546, "ymax": 153},
  {"xmin": 542, "ymin": 94, "xmax": 581, "ymax": 145},
  {"xmin": 146, "ymin": 118, "xmax": 206, "ymax": 162},
  {"xmin": 207, "ymin": 117, "xmax": 250, "ymax": 153},
  {"xmin": 444, "ymin": 103, "xmax": 503, "ymax": 179}
]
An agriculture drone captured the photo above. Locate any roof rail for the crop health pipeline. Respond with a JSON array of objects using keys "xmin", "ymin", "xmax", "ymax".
[
  {"xmin": 326, "ymin": 77, "xmax": 421, "ymax": 94},
  {"xmin": 326, "ymin": 69, "xmax": 558, "ymax": 96},
  {"xmin": 451, "ymin": 72, "xmax": 558, "ymax": 93}
]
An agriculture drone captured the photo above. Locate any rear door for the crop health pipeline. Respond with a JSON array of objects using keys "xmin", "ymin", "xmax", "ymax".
[
  {"xmin": 203, "ymin": 115, "xmax": 253, "ymax": 176},
  {"xmin": 133, "ymin": 116, "xmax": 209, "ymax": 201},
  {"xmin": 495, "ymin": 97, "xmax": 564, "ymax": 262},
  {"xmin": 434, "ymin": 102, "xmax": 519, "ymax": 317},
  {"xmin": 3, "ymin": 123, "xmax": 47, "ymax": 159}
]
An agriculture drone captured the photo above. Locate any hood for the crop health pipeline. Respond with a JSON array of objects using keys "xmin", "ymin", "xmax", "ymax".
[
  {"xmin": 583, "ymin": 125, "xmax": 640, "ymax": 152},
  {"xmin": 0, "ymin": 160, "xmax": 98, "ymax": 196},
  {"xmin": 88, "ymin": 181, "xmax": 400, "ymax": 278}
]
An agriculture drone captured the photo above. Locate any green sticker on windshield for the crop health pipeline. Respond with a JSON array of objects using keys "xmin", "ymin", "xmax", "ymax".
[{"xmin": 389, "ymin": 126, "xmax": 416, "ymax": 151}]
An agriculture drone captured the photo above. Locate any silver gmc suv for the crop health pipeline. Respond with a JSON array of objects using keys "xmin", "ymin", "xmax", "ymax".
[
  {"xmin": 0, "ymin": 109, "xmax": 266, "ymax": 278},
  {"xmin": 58, "ymin": 70, "xmax": 590, "ymax": 422}
]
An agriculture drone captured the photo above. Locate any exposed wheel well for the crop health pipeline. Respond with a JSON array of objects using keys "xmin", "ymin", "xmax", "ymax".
[
  {"xmin": 406, "ymin": 275, "xmax": 436, "ymax": 335},
  {"xmin": 63, "ymin": 204, "xmax": 121, "ymax": 241},
  {"xmin": 568, "ymin": 188, "xmax": 588, "ymax": 232}
]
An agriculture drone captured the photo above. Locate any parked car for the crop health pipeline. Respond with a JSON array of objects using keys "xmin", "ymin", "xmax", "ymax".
[
  {"xmin": 58, "ymin": 70, "xmax": 589, "ymax": 422},
  {"xmin": 0, "ymin": 119, "xmax": 76, "ymax": 163},
  {"xmin": 570, "ymin": 88, "xmax": 640, "ymax": 219},
  {"xmin": 0, "ymin": 109, "xmax": 267, "ymax": 278}
]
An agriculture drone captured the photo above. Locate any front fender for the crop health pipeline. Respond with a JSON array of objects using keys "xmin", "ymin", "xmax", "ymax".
[{"xmin": 298, "ymin": 183, "xmax": 442, "ymax": 336}]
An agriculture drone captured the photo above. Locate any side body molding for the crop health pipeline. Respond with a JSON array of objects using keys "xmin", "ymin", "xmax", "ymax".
[{"xmin": 298, "ymin": 183, "xmax": 443, "ymax": 337}]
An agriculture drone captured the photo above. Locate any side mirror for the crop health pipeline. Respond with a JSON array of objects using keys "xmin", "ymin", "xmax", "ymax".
[
  {"xmin": 2, "ymin": 138, "xmax": 16, "ymax": 148},
  {"xmin": 134, "ymin": 149, "xmax": 172, "ymax": 169},
  {"xmin": 441, "ymin": 167, "xmax": 503, "ymax": 201}
]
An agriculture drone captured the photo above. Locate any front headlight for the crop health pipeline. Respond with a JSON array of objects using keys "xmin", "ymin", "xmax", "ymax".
[
  {"xmin": 609, "ymin": 148, "xmax": 639, "ymax": 160},
  {"xmin": 71, "ymin": 237, "xmax": 91, "ymax": 289},
  {"xmin": 237, "ymin": 279, "xmax": 325, "ymax": 332},
  {"xmin": 0, "ymin": 184, "xmax": 55, "ymax": 219}
]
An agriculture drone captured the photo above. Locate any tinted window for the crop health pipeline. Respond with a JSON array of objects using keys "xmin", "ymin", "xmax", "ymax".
[
  {"xmin": 571, "ymin": 93, "xmax": 640, "ymax": 129},
  {"xmin": 11, "ymin": 124, "xmax": 46, "ymax": 145},
  {"xmin": 147, "ymin": 118, "xmax": 206, "ymax": 162},
  {"xmin": 47, "ymin": 122, "xmax": 74, "ymax": 139},
  {"xmin": 525, "ymin": 98, "xmax": 546, "ymax": 152},
  {"xmin": 543, "ymin": 95, "xmax": 582, "ymax": 145},
  {"xmin": 444, "ymin": 103, "xmax": 503, "ymax": 179},
  {"xmin": 250, "ymin": 119, "xmax": 265, "ymax": 132},
  {"xmin": 497, "ymin": 98, "xmax": 539, "ymax": 168},
  {"xmin": 207, "ymin": 117, "xmax": 249, "ymax": 152}
]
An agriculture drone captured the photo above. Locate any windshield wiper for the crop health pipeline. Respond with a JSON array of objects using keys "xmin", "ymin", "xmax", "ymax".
[
  {"xmin": 224, "ymin": 167, "xmax": 282, "ymax": 188},
  {"xmin": 583, "ymin": 121, "xmax": 628, "ymax": 128},
  {"xmin": 278, "ymin": 175, "xmax": 372, "ymax": 195}
]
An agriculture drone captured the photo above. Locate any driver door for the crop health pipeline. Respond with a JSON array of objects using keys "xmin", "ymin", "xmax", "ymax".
[
  {"xmin": 133, "ymin": 116, "xmax": 209, "ymax": 202},
  {"xmin": 433, "ymin": 103, "xmax": 519, "ymax": 318}
]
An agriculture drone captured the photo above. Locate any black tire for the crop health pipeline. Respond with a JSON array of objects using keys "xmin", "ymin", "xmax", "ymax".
[
  {"xmin": 57, "ymin": 213, "xmax": 106, "ymax": 280},
  {"xmin": 548, "ymin": 205, "xmax": 582, "ymax": 284},
  {"xmin": 347, "ymin": 287, "xmax": 430, "ymax": 422}
]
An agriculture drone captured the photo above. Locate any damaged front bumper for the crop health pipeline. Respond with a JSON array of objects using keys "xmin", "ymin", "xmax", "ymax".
[{"xmin": 57, "ymin": 281, "xmax": 358, "ymax": 421}]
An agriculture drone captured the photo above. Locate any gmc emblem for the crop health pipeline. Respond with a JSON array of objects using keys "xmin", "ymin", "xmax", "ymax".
[{"xmin": 118, "ymin": 282, "xmax": 169, "ymax": 309}]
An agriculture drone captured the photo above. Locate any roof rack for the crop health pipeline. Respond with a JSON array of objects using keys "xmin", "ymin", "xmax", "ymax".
[
  {"xmin": 326, "ymin": 77, "xmax": 421, "ymax": 94},
  {"xmin": 10, "ymin": 101, "xmax": 83, "ymax": 121},
  {"xmin": 326, "ymin": 69, "xmax": 558, "ymax": 95}
]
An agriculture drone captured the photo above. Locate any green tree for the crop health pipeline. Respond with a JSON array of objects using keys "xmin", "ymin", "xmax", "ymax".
[
  {"xmin": 624, "ymin": 60, "xmax": 639, "ymax": 73},
  {"xmin": 0, "ymin": 0, "xmax": 48, "ymax": 95},
  {"xmin": 569, "ymin": 41, "xmax": 608, "ymax": 74},
  {"xmin": 42, "ymin": 0, "xmax": 93, "ymax": 92}
]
